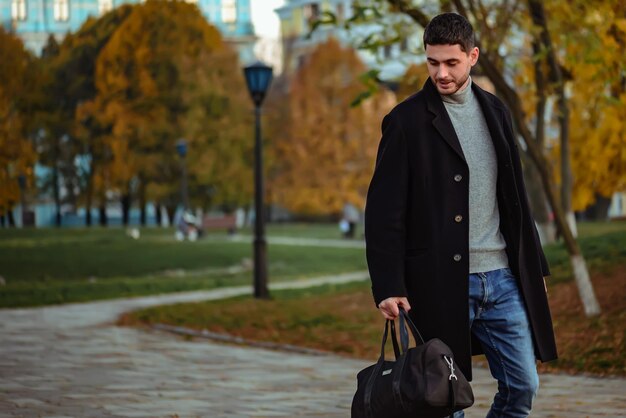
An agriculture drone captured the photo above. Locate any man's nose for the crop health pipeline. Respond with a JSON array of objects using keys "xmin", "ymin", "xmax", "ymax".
[{"xmin": 438, "ymin": 65, "xmax": 449, "ymax": 79}]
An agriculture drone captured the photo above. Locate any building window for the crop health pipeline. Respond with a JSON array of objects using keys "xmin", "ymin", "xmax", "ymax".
[
  {"xmin": 303, "ymin": 3, "xmax": 320, "ymax": 26},
  {"xmin": 98, "ymin": 0, "xmax": 112, "ymax": 15},
  {"xmin": 53, "ymin": 0, "xmax": 69, "ymax": 21},
  {"xmin": 11, "ymin": 0, "xmax": 27, "ymax": 21},
  {"xmin": 222, "ymin": 0, "xmax": 237, "ymax": 23}
]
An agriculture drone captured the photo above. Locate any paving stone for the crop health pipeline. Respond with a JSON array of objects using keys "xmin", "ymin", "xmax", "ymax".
[{"xmin": 1, "ymin": 275, "xmax": 625, "ymax": 417}]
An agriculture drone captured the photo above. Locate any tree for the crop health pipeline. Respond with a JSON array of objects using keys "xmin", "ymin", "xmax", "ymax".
[
  {"xmin": 88, "ymin": 0, "xmax": 251, "ymax": 224},
  {"xmin": 0, "ymin": 28, "xmax": 37, "ymax": 226},
  {"xmin": 267, "ymin": 38, "xmax": 394, "ymax": 216},
  {"xmin": 545, "ymin": 0, "xmax": 626, "ymax": 213},
  {"xmin": 48, "ymin": 5, "xmax": 135, "ymax": 225}
]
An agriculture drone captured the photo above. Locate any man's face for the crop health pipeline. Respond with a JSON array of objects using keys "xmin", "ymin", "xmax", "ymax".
[{"xmin": 425, "ymin": 43, "xmax": 479, "ymax": 95}]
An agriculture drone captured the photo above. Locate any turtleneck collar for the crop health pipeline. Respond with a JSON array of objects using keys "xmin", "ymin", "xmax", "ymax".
[{"xmin": 440, "ymin": 77, "xmax": 473, "ymax": 105}]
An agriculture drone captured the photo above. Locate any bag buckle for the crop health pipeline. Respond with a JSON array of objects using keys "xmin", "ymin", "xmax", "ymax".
[{"xmin": 443, "ymin": 355, "xmax": 458, "ymax": 381}]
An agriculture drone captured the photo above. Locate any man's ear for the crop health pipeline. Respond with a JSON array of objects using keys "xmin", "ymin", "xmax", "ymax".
[{"xmin": 470, "ymin": 47, "xmax": 479, "ymax": 66}]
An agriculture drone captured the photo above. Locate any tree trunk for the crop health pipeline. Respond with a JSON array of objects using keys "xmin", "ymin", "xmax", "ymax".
[
  {"xmin": 85, "ymin": 166, "xmax": 94, "ymax": 227},
  {"xmin": 7, "ymin": 207, "xmax": 16, "ymax": 227},
  {"xmin": 86, "ymin": 204, "xmax": 92, "ymax": 226},
  {"xmin": 121, "ymin": 193, "xmax": 131, "ymax": 226},
  {"xmin": 558, "ymin": 94, "xmax": 576, "ymax": 237},
  {"xmin": 0, "ymin": 213, "xmax": 5, "ymax": 227},
  {"xmin": 139, "ymin": 181, "xmax": 147, "ymax": 226},
  {"xmin": 52, "ymin": 164, "xmax": 61, "ymax": 227},
  {"xmin": 155, "ymin": 202, "xmax": 162, "ymax": 226},
  {"xmin": 524, "ymin": 44, "xmax": 555, "ymax": 245},
  {"xmin": 523, "ymin": 158, "xmax": 555, "ymax": 245},
  {"xmin": 527, "ymin": 0, "xmax": 593, "ymax": 312},
  {"xmin": 99, "ymin": 203, "xmax": 108, "ymax": 226},
  {"xmin": 165, "ymin": 205, "xmax": 177, "ymax": 225}
]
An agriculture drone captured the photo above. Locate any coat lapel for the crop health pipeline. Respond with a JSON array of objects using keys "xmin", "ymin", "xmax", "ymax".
[
  {"xmin": 471, "ymin": 83, "xmax": 511, "ymax": 159},
  {"xmin": 424, "ymin": 79, "xmax": 467, "ymax": 163}
]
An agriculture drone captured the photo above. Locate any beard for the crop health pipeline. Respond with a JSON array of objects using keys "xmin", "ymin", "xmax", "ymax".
[{"xmin": 435, "ymin": 71, "xmax": 471, "ymax": 95}]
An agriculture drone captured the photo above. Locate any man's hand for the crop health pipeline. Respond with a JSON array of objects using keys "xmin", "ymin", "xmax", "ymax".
[{"xmin": 378, "ymin": 297, "xmax": 411, "ymax": 320}]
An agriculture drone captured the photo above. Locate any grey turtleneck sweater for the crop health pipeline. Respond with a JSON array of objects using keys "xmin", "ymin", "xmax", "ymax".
[{"xmin": 441, "ymin": 78, "xmax": 509, "ymax": 274}]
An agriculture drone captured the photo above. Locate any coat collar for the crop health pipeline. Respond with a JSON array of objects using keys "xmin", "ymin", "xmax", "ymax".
[
  {"xmin": 424, "ymin": 78, "xmax": 466, "ymax": 162},
  {"xmin": 423, "ymin": 77, "xmax": 510, "ymax": 163}
]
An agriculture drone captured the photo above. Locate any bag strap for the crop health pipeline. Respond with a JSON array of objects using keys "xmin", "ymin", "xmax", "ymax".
[
  {"xmin": 398, "ymin": 308, "xmax": 425, "ymax": 349},
  {"xmin": 364, "ymin": 320, "xmax": 389, "ymax": 417},
  {"xmin": 448, "ymin": 378, "xmax": 457, "ymax": 417},
  {"xmin": 364, "ymin": 318, "xmax": 404, "ymax": 417},
  {"xmin": 389, "ymin": 319, "xmax": 401, "ymax": 359}
]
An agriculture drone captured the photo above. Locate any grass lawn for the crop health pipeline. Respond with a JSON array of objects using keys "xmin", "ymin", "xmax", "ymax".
[
  {"xmin": 0, "ymin": 226, "xmax": 366, "ymax": 308},
  {"xmin": 119, "ymin": 221, "xmax": 626, "ymax": 377}
]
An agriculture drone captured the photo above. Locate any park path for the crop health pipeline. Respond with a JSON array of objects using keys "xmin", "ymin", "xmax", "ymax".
[
  {"xmin": 1, "ymin": 272, "xmax": 625, "ymax": 418},
  {"xmin": 201, "ymin": 234, "xmax": 366, "ymax": 249}
]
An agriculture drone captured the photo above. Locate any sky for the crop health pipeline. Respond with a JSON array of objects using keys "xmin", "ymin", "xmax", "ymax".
[
  {"xmin": 249, "ymin": 0, "xmax": 285, "ymax": 70},
  {"xmin": 250, "ymin": 0, "xmax": 285, "ymax": 40}
]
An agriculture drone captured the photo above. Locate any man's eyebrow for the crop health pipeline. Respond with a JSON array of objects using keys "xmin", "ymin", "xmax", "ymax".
[{"xmin": 426, "ymin": 58, "xmax": 460, "ymax": 63}]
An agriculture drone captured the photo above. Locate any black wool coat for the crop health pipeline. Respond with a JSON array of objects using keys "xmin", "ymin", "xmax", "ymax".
[{"xmin": 364, "ymin": 78, "xmax": 558, "ymax": 381}]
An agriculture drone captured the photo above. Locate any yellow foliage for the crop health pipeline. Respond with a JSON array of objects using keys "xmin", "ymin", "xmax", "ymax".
[
  {"xmin": 87, "ymin": 0, "xmax": 250, "ymax": 209},
  {"xmin": 267, "ymin": 38, "xmax": 395, "ymax": 216},
  {"xmin": 512, "ymin": 0, "xmax": 626, "ymax": 210},
  {"xmin": 0, "ymin": 28, "xmax": 36, "ymax": 214},
  {"xmin": 547, "ymin": 0, "xmax": 626, "ymax": 210}
]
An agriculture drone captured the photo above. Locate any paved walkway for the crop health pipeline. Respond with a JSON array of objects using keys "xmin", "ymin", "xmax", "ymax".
[
  {"xmin": 1, "ymin": 273, "xmax": 625, "ymax": 417},
  {"xmin": 202, "ymin": 235, "xmax": 365, "ymax": 249}
]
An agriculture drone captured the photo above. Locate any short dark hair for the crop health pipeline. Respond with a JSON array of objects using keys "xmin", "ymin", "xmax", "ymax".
[{"xmin": 423, "ymin": 13, "xmax": 475, "ymax": 52}]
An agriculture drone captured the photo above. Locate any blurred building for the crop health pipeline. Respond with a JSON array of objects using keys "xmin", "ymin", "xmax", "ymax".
[
  {"xmin": 1, "ymin": 0, "xmax": 257, "ymax": 63},
  {"xmin": 275, "ymin": 0, "xmax": 423, "ymax": 79}
]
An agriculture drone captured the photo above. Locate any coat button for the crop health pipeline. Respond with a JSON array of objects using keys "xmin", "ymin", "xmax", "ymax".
[
  {"xmin": 454, "ymin": 215, "xmax": 463, "ymax": 223},
  {"xmin": 453, "ymin": 254, "xmax": 462, "ymax": 262},
  {"xmin": 454, "ymin": 174, "xmax": 463, "ymax": 182}
]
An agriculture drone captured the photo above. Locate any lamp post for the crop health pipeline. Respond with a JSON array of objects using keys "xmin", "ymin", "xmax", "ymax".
[
  {"xmin": 176, "ymin": 138, "xmax": 189, "ymax": 210},
  {"xmin": 244, "ymin": 61, "xmax": 273, "ymax": 299}
]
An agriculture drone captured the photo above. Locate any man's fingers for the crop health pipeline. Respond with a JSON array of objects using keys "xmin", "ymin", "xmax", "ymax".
[{"xmin": 378, "ymin": 297, "xmax": 412, "ymax": 319}]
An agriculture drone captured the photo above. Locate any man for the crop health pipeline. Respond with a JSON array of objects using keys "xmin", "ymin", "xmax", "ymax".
[{"xmin": 364, "ymin": 13, "xmax": 557, "ymax": 418}]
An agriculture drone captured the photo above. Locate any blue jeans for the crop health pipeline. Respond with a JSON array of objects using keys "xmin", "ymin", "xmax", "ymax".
[{"xmin": 454, "ymin": 268, "xmax": 539, "ymax": 418}]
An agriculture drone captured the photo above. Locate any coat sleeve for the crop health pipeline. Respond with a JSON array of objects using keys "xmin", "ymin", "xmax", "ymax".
[
  {"xmin": 503, "ymin": 106, "xmax": 551, "ymax": 277},
  {"xmin": 364, "ymin": 111, "xmax": 409, "ymax": 305}
]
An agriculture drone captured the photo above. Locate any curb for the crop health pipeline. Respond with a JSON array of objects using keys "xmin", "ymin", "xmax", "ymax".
[{"xmin": 152, "ymin": 323, "xmax": 332, "ymax": 357}]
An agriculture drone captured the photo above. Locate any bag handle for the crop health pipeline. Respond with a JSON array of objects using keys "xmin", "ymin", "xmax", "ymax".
[
  {"xmin": 364, "ymin": 318, "xmax": 403, "ymax": 417},
  {"xmin": 376, "ymin": 318, "xmax": 402, "ymax": 361},
  {"xmin": 398, "ymin": 308, "xmax": 425, "ymax": 352}
]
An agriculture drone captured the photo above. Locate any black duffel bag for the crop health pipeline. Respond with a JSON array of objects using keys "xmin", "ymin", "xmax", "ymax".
[{"xmin": 352, "ymin": 308, "xmax": 474, "ymax": 418}]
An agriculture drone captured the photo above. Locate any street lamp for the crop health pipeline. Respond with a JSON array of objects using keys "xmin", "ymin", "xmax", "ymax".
[
  {"xmin": 176, "ymin": 138, "xmax": 189, "ymax": 210},
  {"xmin": 244, "ymin": 60, "xmax": 273, "ymax": 299}
]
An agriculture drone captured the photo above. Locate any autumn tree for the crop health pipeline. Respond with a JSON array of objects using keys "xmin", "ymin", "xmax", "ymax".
[
  {"xmin": 268, "ymin": 38, "xmax": 394, "ymax": 216},
  {"xmin": 87, "ymin": 0, "xmax": 251, "ymax": 224},
  {"xmin": 546, "ymin": 1, "xmax": 626, "ymax": 213},
  {"xmin": 0, "ymin": 28, "xmax": 37, "ymax": 227},
  {"xmin": 44, "ymin": 5, "xmax": 135, "ymax": 226}
]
